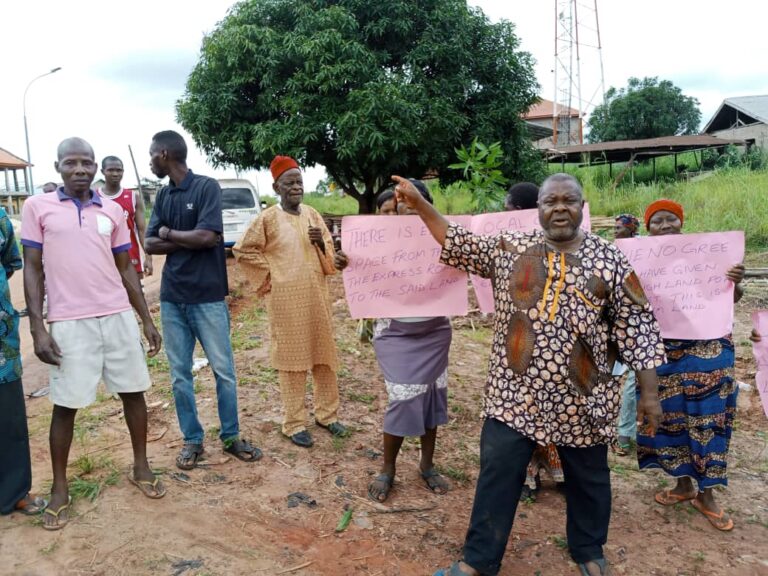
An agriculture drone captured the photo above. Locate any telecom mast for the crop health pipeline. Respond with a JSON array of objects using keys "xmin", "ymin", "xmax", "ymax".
[{"xmin": 553, "ymin": 0, "xmax": 606, "ymax": 146}]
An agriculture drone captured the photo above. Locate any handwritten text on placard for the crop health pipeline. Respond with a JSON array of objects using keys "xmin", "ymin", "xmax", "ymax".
[
  {"xmin": 616, "ymin": 232, "xmax": 745, "ymax": 340},
  {"xmin": 341, "ymin": 215, "xmax": 471, "ymax": 319}
]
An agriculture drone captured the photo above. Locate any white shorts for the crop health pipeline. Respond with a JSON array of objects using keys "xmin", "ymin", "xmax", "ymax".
[{"xmin": 49, "ymin": 310, "xmax": 151, "ymax": 409}]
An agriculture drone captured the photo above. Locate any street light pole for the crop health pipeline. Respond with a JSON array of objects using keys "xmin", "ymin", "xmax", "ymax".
[{"xmin": 23, "ymin": 66, "xmax": 62, "ymax": 197}]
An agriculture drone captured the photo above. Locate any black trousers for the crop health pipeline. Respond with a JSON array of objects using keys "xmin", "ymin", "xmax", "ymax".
[
  {"xmin": 0, "ymin": 379, "xmax": 31, "ymax": 515},
  {"xmin": 463, "ymin": 418, "xmax": 611, "ymax": 575}
]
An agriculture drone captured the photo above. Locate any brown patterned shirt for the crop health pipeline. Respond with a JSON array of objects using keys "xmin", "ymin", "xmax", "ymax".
[{"xmin": 441, "ymin": 224, "xmax": 666, "ymax": 446}]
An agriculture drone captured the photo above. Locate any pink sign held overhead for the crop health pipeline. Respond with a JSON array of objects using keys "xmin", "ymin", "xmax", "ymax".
[
  {"xmin": 468, "ymin": 206, "xmax": 592, "ymax": 313},
  {"xmin": 341, "ymin": 215, "xmax": 471, "ymax": 319},
  {"xmin": 751, "ymin": 310, "xmax": 768, "ymax": 419},
  {"xmin": 616, "ymin": 231, "xmax": 745, "ymax": 340}
]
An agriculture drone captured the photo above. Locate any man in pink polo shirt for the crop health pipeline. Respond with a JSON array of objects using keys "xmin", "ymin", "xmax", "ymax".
[{"xmin": 21, "ymin": 137, "xmax": 165, "ymax": 530}]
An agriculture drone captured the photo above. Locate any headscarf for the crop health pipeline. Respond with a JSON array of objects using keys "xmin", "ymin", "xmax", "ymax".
[
  {"xmin": 269, "ymin": 155, "xmax": 300, "ymax": 182},
  {"xmin": 644, "ymin": 199, "xmax": 684, "ymax": 230},
  {"xmin": 376, "ymin": 188, "xmax": 395, "ymax": 210},
  {"xmin": 615, "ymin": 214, "xmax": 640, "ymax": 237}
]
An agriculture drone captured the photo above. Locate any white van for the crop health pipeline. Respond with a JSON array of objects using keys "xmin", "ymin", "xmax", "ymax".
[{"xmin": 218, "ymin": 178, "xmax": 261, "ymax": 247}]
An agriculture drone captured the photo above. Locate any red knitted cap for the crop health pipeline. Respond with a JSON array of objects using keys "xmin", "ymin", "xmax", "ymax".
[
  {"xmin": 644, "ymin": 199, "xmax": 684, "ymax": 229},
  {"xmin": 269, "ymin": 155, "xmax": 300, "ymax": 182}
]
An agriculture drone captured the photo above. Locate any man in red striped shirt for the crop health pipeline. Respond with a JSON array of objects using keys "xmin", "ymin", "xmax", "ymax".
[{"xmin": 98, "ymin": 156, "xmax": 153, "ymax": 278}]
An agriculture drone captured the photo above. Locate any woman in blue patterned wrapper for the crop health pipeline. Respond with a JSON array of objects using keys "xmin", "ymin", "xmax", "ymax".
[
  {"xmin": 0, "ymin": 208, "xmax": 47, "ymax": 516},
  {"xmin": 637, "ymin": 199, "xmax": 744, "ymax": 531}
]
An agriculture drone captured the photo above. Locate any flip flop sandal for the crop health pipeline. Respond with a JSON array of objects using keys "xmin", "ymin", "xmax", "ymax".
[
  {"xmin": 691, "ymin": 499, "xmax": 734, "ymax": 531},
  {"xmin": 127, "ymin": 469, "xmax": 167, "ymax": 499},
  {"xmin": 176, "ymin": 443, "xmax": 205, "ymax": 470},
  {"xmin": 223, "ymin": 438, "xmax": 263, "ymax": 463},
  {"xmin": 578, "ymin": 557, "xmax": 610, "ymax": 576},
  {"xmin": 42, "ymin": 496, "xmax": 72, "ymax": 531},
  {"xmin": 433, "ymin": 561, "xmax": 476, "ymax": 576},
  {"xmin": 421, "ymin": 468, "xmax": 450, "ymax": 494},
  {"xmin": 611, "ymin": 440, "xmax": 630, "ymax": 457},
  {"xmin": 368, "ymin": 473, "xmax": 394, "ymax": 502},
  {"xmin": 16, "ymin": 495, "xmax": 48, "ymax": 515},
  {"xmin": 654, "ymin": 489, "xmax": 696, "ymax": 506}
]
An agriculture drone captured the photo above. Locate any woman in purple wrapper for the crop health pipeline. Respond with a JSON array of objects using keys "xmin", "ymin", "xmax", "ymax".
[{"xmin": 366, "ymin": 181, "xmax": 453, "ymax": 502}]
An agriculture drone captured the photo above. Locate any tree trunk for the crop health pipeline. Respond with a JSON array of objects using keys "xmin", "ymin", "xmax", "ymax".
[{"xmin": 357, "ymin": 185, "xmax": 376, "ymax": 214}]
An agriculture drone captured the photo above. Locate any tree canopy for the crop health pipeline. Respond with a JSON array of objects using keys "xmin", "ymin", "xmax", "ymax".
[
  {"xmin": 586, "ymin": 77, "xmax": 701, "ymax": 143},
  {"xmin": 176, "ymin": 0, "xmax": 542, "ymax": 213}
]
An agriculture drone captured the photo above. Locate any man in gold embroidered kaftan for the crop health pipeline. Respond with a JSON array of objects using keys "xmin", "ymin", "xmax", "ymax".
[
  {"xmin": 393, "ymin": 173, "xmax": 667, "ymax": 576},
  {"xmin": 234, "ymin": 156, "xmax": 347, "ymax": 448}
]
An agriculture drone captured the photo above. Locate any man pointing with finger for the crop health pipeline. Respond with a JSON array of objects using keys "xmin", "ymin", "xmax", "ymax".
[{"xmin": 393, "ymin": 173, "xmax": 666, "ymax": 576}]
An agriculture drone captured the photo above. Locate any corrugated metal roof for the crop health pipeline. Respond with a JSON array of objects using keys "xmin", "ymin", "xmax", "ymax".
[
  {"xmin": 547, "ymin": 134, "xmax": 745, "ymax": 163},
  {"xmin": 703, "ymin": 95, "xmax": 768, "ymax": 133},
  {"xmin": 0, "ymin": 147, "xmax": 31, "ymax": 170},
  {"xmin": 523, "ymin": 98, "xmax": 580, "ymax": 120}
]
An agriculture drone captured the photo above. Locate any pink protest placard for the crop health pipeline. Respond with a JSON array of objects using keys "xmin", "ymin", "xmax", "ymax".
[
  {"xmin": 616, "ymin": 231, "xmax": 745, "ymax": 340},
  {"xmin": 468, "ymin": 206, "xmax": 592, "ymax": 313},
  {"xmin": 751, "ymin": 310, "xmax": 768, "ymax": 419},
  {"xmin": 341, "ymin": 215, "xmax": 471, "ymax": 319}
]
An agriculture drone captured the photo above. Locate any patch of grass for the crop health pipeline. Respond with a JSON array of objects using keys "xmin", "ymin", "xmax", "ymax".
[
  {"xmin": 69, "ymin": 477, "xmax": 104, "ymax": 502},
  {"xmin": 435, "ymin": 464, "xmax": 469, "ymax": 483},
  {"xmin": 251, "ymin": 365, "xmax": 278, "ymax": 386},
  {"xmin": 146, "ymin": 353, "xmax": 170, "ymax": 373},
  {"xmin": 303, "ymin": 192, "xmax": 359, "ymax": 215},
  {"xmin": 348, "ymin": 391, "xmax": 376, "ymax": 405},
  {"xmin": 331, "ymin": 435, "xmax": 349, "ymax": 453},
  {"xmin": 549, "ymin": 535, "xmax": 569, "ymax": 550},
  {"xmin": 40, "ymin": 541, "xmax": 59, "ymax": 555},
  {"xmin": 609, "ymin": 463, "xmax": 630, "ymax": 477},
  {"xmin": 576, "ymin": 167, "xmax": 768, "ymax": 252},
  {"xmin": 207, "ymin": 426, "xmax": 221, "ymax": 441},
  {"xmin": 466, "ymin": 327, "xmax": 492, "ymax": 344},
  {"xmin": 73, "ymin": 454, "xmax": 95, "ymax": 476}
]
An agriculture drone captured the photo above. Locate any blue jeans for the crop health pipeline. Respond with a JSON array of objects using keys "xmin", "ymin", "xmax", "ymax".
[
  {"xmin": 161, "ymin": 300, "xmax": 239, "ymax": 444},
  {"xmin": 617, "ymin": 370, "xmax": 637, "ymax": 439}
]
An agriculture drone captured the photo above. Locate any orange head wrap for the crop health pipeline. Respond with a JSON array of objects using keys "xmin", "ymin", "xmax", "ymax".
[
  {"xmin": 644, "ymin": 199, "xmax": 684, "ymax": 229},
  {"xmin": 269, "ymin": 155, "xmax": 300, "ymax": 182}
]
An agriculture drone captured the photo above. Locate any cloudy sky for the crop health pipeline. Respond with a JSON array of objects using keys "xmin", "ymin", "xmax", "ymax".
[{"xmin": 1, "ymin": 0, "xmax": 766, "ymax": 195}]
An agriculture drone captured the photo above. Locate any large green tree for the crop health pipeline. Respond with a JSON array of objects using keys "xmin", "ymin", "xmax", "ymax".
[
  {"xmin": 586, "ymin": 77, "xmax": 701, "ymax": 143},
  {"xmin": 177, "ymin": 0, "xmax": 541, "ymax": 213}
]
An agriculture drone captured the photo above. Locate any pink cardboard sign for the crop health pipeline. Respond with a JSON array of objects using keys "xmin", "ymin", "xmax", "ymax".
[
  {"xmin": 468, "ymin": 206, "xmax": 592, "ymax": 313},
  {"xmin": 616, "ymin": 231, "xmax": 745, "ymax": 340},
  {"xmin": 751, "ymin": 310, "xmax": 768, "ymax": 419},
  {"xmin": 341, "ymin": 215, "xmax": 471, "ymax": 319}
]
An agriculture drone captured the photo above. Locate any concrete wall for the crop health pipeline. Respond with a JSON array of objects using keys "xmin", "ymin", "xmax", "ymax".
[
  {"xmin": 711, "ymin": 123, "xmax": 768, "ymax": 150},
  {"xmin": 526, "ymin": 117, "xmax": 582, "ymax": 149}
]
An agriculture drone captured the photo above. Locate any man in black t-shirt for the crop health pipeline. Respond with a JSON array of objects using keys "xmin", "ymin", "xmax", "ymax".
[{"xmin": 146, "ymin": 130, "xmax": 261, "ymax": 470}]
